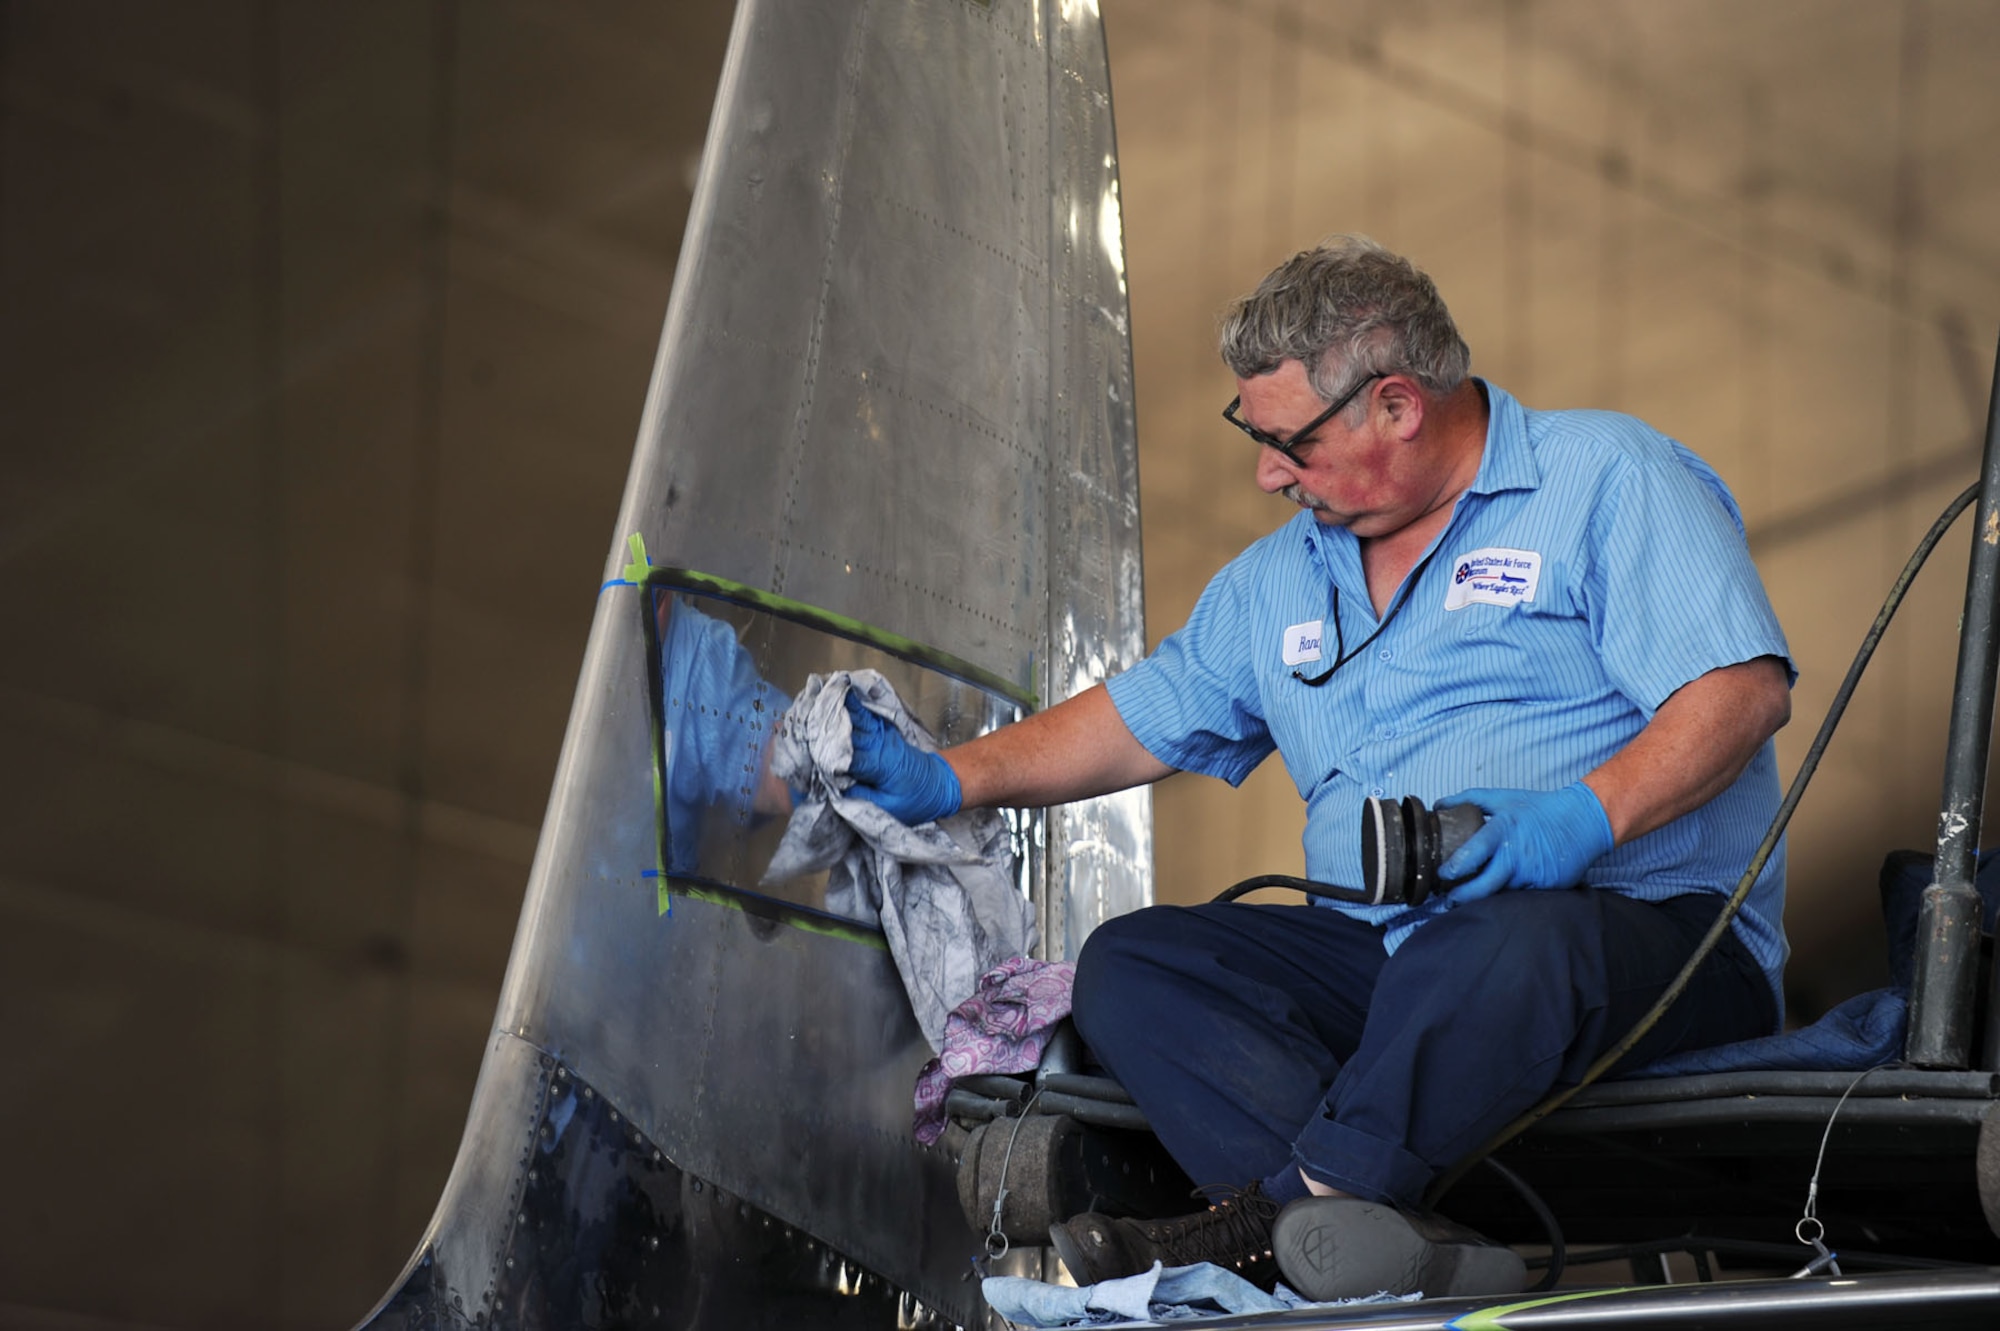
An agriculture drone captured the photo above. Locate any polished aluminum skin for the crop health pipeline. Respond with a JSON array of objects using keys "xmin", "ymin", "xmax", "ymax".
[
  {"xmin": 623, "ymin": 0, "xmax": 1150, "ymax": 959},
  {"xmin": 1187, "ymin": 1268, "xmax": 2000, "ymax": 1330},
  {"xmin": 357, "ymin": 1, "xmax": 1146, "ymax": 1326}
]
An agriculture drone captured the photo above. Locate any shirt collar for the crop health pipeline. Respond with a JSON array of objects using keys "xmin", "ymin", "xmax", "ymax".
[
  {"xmin": 1465, "ymin": 379, "xmax": 1540, "ymax": 497},
  {"xmin": 1300, "ymin": 506, "xmax": 1356, "ymax": 587}
]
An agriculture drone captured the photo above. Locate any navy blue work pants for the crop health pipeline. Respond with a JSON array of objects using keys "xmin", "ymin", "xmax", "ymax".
[{"xmin": 1071, "ymin": 890, "xmax": 1774, "ymax": 1209}]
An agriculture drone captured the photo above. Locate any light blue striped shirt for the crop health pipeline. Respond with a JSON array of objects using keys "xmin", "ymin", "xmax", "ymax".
[{"xmin": 1108, "ymin": 382, "xmax": 1793, "ymax": 1022}]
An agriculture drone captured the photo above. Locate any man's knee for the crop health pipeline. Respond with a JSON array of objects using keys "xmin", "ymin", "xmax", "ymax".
[{"xmin": 1074, "ymin": 906, "xmax": 1177, "ymax": 1022}]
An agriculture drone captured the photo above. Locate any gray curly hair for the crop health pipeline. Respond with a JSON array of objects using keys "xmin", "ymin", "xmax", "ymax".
[{"xmin": 1218, "ymin": 236, "xmax": 1471, "ymax": 413}]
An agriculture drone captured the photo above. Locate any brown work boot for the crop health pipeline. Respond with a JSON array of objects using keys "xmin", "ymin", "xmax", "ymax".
[{"xmin": 1047, "ymin": 1183, "xmax": 1283, "ymax": 1289}]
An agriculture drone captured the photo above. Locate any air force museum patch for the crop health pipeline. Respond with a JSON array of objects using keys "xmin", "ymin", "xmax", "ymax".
[{"xmin": 1444, "ymin": 547, "xmax": 1542, "ymax": 611}]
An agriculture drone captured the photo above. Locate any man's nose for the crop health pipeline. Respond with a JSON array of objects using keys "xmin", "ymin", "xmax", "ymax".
[{"xmin": 1256, "ymin": 445, "xmax": 1298, "ymax": 492}]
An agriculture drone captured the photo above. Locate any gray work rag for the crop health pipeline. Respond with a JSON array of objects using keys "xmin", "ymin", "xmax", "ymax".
[{"xmin": 763, "ymin": 669, "xmax": 1034, "ymax": 1051}]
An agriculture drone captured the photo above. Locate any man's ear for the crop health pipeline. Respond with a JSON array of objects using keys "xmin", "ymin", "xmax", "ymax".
[{"xmin": 1377, "ymin": 376, "xmax": 1425, "ymax": 442}]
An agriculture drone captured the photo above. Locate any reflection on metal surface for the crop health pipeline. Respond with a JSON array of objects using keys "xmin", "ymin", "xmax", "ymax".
[
  {"xmin": 643, "ymin": 581, "xmax": 1027, "ymax": 921},
  {"xmin": 357, "ymin": 0, "xmax": 1145, "ymax": 1325},
  {"xmin": 1098, "ymin": 181, "xmax": 1125, "ymax": 287}
]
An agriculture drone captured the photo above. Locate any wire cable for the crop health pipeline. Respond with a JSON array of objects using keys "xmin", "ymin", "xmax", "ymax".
[
  {"xmin": 1424, "ymin": 481, "xmax": 1981, "ymax": 1207},
  {"xmin": 982, "ymin": 1085, "xmax": 1045, "ymax": 1261},
  {"xmin": 1480, "ymin": 1157, "xmax": 1565, "ymax": 1290},
  {"xmin": 1795, "ymin": 1064, "xmax": 1889, "ymax": 1252}
]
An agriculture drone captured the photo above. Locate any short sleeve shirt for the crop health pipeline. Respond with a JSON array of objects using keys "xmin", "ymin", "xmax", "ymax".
[{"xmin": 1106, "ymin": 382, "xmax": 1793, "ymax": 1021}]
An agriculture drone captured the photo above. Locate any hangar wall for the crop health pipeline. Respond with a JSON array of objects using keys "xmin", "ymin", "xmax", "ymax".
[
  {"xmin": 0, "ymin": 4, "xmax": 734, "ymax": 1325},
  {"xmin": 1108, "ymin": 0, "xmax": 2000, "ymax": 1022}
]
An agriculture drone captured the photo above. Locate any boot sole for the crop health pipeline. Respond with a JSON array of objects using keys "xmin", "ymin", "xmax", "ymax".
[{"xmin": 1272, "ymin": 1199, "xmax": 1525, "ymax": 1301}]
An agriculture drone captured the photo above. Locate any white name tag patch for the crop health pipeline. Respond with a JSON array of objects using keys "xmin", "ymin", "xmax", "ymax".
[
  {"xmin": 1443, "ymin": 547, "xmax": 1542, "ymax": 611},
  {"xmin": 1281, "ymin": 619, "xmax": 1325, "ymax": 666}
]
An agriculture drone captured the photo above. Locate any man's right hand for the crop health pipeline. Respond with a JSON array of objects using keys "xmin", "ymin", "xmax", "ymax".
[
  {"xmin": 1434, "ymin": 783, "xmax": 1615, "ymax": 903},
  {"xmin": 843, "ymin": 694, "xmax": 963, "ymax": 826}
]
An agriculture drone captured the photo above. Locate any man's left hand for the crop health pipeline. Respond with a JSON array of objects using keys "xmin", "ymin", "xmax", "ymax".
[
  {"xmin": 842, "ymin": 694, "xmax": 963, "ymax": 825},
  {"xmin": 1434, "ymin": 783, "xmax": 1615, "ymax": 903}
]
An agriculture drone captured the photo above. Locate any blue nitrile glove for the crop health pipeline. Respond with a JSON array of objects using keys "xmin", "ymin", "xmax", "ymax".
[
  {"xmin": 842, "ymin": 694, "xmax": 963, "ymax": 825},
  {"xmin": 1434, "ymin": 782, "xmax": 1615, "ymax": 904}
]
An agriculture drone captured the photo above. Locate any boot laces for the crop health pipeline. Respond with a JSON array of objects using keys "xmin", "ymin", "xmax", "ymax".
[{"xmin": 1138, "ymin": 1182, "xmax": 1281, "ymax": 1271}]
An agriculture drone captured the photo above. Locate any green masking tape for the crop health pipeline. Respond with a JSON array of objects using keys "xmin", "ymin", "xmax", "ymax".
[
  {"xmin": 623, "ymin": 532, "xmax": 653, "ymax": 588},
  {"xmin": 668, "ymin": 879, "xmax": 889, "ymax": 951},
  {"xmin": 645, "ymin": 563, "xmax": 1037, "ymax": 711}
]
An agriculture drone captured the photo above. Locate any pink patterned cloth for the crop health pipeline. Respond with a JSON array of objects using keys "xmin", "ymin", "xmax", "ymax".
[{"xmin": 913, "ymin": 957, "xmax": 1077, "ymax": 1145}]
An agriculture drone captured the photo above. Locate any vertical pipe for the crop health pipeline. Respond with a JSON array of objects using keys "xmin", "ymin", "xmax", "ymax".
[
  {"xmin": 1986, "ymin": 874, "xmax": 2000, "ymax": 1069},
  {"xmin": 1906, "ymin": 335, "xmax": 2000, "ymax": 1068}
]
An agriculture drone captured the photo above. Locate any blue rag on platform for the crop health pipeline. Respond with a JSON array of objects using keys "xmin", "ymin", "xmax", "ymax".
[
  {"xmin": 1624, "ymin": 848, "xmax": 2000, "ymax": 1079},
  {"xmin": 981, "ymin": 1262, "xmax": 1417, "ymax": 1328},
  {"xmin": 1626, "ymin": 986, "xmax": 1906, "ymax": 1077}
]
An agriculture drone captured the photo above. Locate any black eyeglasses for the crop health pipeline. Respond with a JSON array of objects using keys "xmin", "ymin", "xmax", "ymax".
[{"xmin": 1222, "ymin": 372, "xmax": 1385, "ymax": 466}]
